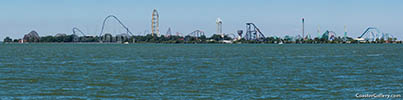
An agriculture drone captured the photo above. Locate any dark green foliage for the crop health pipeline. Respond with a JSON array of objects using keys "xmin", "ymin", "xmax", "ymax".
[
  {"xmin": 39, "ymin": 35, "xmax": 75, "ymax": 42},
  {"xmin": 3, "ymin": 37, "xmax": 12, "ymax": 43}
]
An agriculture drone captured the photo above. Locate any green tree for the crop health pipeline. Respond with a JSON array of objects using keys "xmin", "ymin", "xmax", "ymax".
[
  {"xmin": 3, "ymin": 37, "xmax": 13, "ymax": 43},
  {"xmin": 40, "ymin": 36, "xmax": 55, "ymax": 42},
  {"xmin": 13, "ymin": 39, "xmax": 19, "ymax": 42},
  {"xmin": 210, "ymin": 34, "xmax": 223, "ymax": 41}
]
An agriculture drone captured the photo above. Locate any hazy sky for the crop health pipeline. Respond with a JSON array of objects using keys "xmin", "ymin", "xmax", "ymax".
[{"xmin": 1, "ymin": 0, "xmax": 402, "ymax": 40}]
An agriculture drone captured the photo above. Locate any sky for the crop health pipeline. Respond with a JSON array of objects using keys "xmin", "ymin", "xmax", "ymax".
[{"xmin": 0, "ymin": 0, "xmax": 402, "ymax": 40}]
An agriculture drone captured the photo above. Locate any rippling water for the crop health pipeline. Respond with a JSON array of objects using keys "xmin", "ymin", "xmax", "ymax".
[{"xmin": 0, "ymin": 44, "xmax": 402, "ymax": 99}]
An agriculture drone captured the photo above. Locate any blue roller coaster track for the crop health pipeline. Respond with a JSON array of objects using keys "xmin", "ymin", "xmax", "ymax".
[{"xmin": 358, "ymin": 27, "xmax": 383, "ymax": 38}]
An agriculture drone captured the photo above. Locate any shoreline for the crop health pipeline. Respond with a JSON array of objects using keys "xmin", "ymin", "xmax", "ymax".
[{"xmin": 2, "ymin": 42, "xmax": 402, "ymax": 44}]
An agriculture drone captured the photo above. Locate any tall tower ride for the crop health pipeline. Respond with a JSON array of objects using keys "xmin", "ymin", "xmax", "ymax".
[
  {"xmin": 151, "ymin": 9, "xmax": 159, "ymax": 37},
  {"xmin": 302, "ymin": 18, "xmax": 305, "ymax": 39},
  {"xmin": 344, "ymin": 25, "xmax": 347, "ymax": 38},
  {"xmin": 216, "ymin": 18, "xmax": 223, "ymax": 37}
]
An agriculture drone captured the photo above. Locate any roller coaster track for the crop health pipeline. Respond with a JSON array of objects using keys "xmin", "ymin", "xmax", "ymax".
[
  {"xmin": 358, "ymin": 27, "xmax": 382, "ymax": 38},
  {"xmin": 99, "ymin": 15, "xmax": 134, "ymax": 37},
  {"xmin": 227, "ymin": 33, "xmax": 236, "ymax": 39},
  {"xmin": 322, "ymin": 30, "xmax": 337, "ymax": 40},
  {"xmin": 72, "ymin": 27, "xmax": 86, "ymax": 36},
  {"xmin": 166, "ymin": 28, "xmax": 172, "ymax": 36},
  {"xmin": 188, "ymin": 30, "xmax": 205, "ymax": 37},
  {"xmin": 245, "ymin": 23, "xmax": 265, "ymax": 40},
  {"xmin": 176, "ymin": 32, "xmax": 183, "ymax": 37}
]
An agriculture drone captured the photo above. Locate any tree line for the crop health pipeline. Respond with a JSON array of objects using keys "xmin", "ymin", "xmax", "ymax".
[{"xmin": 2, "ymin": 34, "xmax": 401, "ymax": 44}]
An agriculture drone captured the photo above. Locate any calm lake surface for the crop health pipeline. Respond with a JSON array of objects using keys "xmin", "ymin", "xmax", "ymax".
[{"xmin": 0, "ymin": 44, "xmax": 402, "ymax": 99}]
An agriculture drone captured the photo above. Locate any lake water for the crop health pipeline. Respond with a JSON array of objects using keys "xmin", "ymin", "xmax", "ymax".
[{"xmin": 0, "ymin": 44, "xmax": 402, "ymax": 99}]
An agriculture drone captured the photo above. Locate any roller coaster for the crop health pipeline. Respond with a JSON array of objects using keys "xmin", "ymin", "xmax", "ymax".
[
  {"xmin": 72, "ymin": 27, "xmax": 87, "ymax": 36},
  {"xmin": 166, "ymin": 28, "xmax": 172, "ymax": 36},
  {"xmin": 244, "ymin": 23, "xmax": 265, "ymax": 41},
  {"xmin": 188, "ymin": 30, "xmax": 205, "ymax": 37},
  {"xmin": 227, "ymin": 33, "xmax": 237, "ymax": 40},
  {"xmin": 383, "ymin": 33, "xmax": 394, "ymax": 39},
  {"xmin": 356, "ymin": 27, "xmax": 384, "ymax": 41},
  {"xmin": 99, "ymin": 15, "xmax": 134, "ymax": 38},
  {"xmin": 322, "ymin": 30, "xmax": 337, "ymax": 40},
  {"xmin": 176, "ymin": 32, "xmax": 183, "ymax": 37}
]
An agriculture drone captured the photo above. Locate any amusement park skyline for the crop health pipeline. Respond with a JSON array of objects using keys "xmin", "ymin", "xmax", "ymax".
[{"xmin": 1, "ymin": 0, "xmax": 402, "ymax": 40}]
